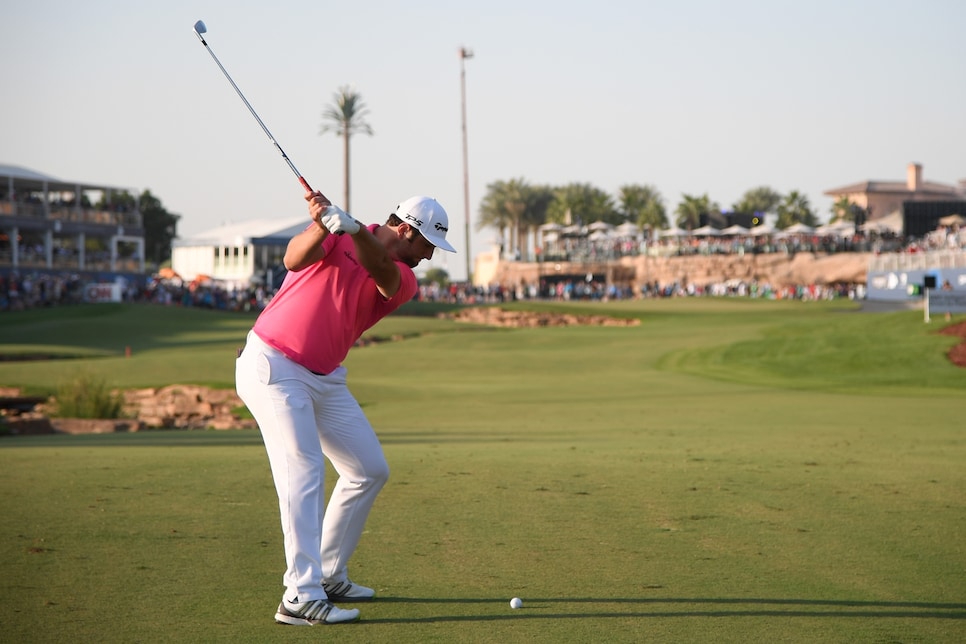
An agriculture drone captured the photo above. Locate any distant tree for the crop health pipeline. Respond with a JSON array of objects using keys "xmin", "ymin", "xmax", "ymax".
[
  {"xmin": 479, "ymin": 178, "xmax": 535, "ymax": 259},
  {"xmin": 775, "ymin": 190, "xmax": 819, "ymax": 229},
  {"xmin": 478, "ymin": 179, "xmax": 517, "ymax": 244},
  {"xmin": 619, "ymin": 184, "xmax": 667, "ymax": 230},
  {"xmin": 527, "ymin": 184, "xmax": 556, "ymax": 222},
  {"xmin": 732, "ymin": 186, "xmax": 781, "ymax": 223},
  {"xmin": 320, "ymin": 86, "xmax": 373, "ymax": 213},
  {"xmin": 522, "ymin": 184, "xmax": 555, "ymax": 257},
  {"xmin": 99, "ymin": 189, "xmax": 179, "ymax": 266},
  {"xmin": 546, "ymin": 183, "xmax": 619, "ymax": 226},
  {"xmin": 830, "ymin": 195, "xmax": 863, "ymax": 222},
  {"xmin": 675, "ymin": 193, "xmax": 718, "ymax": 229},
  {"xmin": 422, "ymin": 267, "xmax": 450, "ymax": 287},
  {"xmin": 477, "ymin": 180, "xmax": 554, "ymax": 261}
]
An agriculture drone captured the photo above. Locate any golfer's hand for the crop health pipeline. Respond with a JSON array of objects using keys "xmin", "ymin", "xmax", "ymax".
[
  {"xmin": 320, "ymin": 205, "xmax": 361, "ymax": 236},
  {"xmin": 307, "ymin": 191, "xmax": 332, "ymax": 229}
]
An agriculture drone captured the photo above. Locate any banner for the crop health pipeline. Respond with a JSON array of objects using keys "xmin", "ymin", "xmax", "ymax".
[
  {"xmin": 929, "ymin": 291, "xmax": 966, "ymax": 314},
  {"xmin": 867, "ymin": 268, "xmax": 966, "ymax": 301},
  {"xmin": 83, "ymin": 282, "xmax": 122, "ymax": 303}
]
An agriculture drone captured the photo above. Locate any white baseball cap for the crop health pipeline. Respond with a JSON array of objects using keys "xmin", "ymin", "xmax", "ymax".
[{"xmin": 394, "ymin": 196, "xmax": 457, "ymax": 253}]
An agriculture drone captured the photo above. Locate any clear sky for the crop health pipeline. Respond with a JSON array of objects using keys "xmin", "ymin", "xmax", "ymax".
[{"xmin": 2, "ymin": 0, "xmax": 964, "ymax": 280}]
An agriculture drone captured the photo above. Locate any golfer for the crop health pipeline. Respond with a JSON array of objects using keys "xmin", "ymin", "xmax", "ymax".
[{"xmin": 236, "ymin": 191, "xmax": 456, "ymax": 625}]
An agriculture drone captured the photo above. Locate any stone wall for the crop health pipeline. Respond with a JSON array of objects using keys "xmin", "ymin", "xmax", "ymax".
[
  {"xmin": 1, "ymin": 385, "xmax": 256, "ymax": 436},
  {"xmin": 485, "ymin": 251, "xmax": 872, "ymax": 289},
  {"xmin": 122, "ymin": 385, "xmax": 256, "ymax": 431}
]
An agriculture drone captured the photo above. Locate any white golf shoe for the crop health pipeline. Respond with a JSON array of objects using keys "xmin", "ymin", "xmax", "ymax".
[
  {"xmin": 274, "ymin": 596, "xmax": 360, "ymax": 625},
  {"xmin": 322, "ymin": 579, "xmax": 376, "ymax": 602}
]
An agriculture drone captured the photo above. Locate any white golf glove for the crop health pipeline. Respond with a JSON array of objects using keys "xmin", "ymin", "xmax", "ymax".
[{"xmin": 320, "ymin": 205, "xmax": 361, "ymax": 236}]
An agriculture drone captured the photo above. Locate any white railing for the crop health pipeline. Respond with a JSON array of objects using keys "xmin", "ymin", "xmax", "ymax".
[
  {"xmin": 0, "ymin": 201, "xmax": 141, "ymax": 227},
  {"xmin": 868, "ymin": 249, "xmax": 966, "ymax": 272}
]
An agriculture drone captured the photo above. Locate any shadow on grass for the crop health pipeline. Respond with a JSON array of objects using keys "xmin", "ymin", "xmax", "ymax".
[
  {"xmin": 360, "ymin": 596, "xmax": 966, "ymax": 624},
  {"xmin": 0, "ymin": 430, "xmax": 554, "ymax": 448},
  {"xmin": 0, "ymin": 429, "xmax": 265, "ymax": 448}
]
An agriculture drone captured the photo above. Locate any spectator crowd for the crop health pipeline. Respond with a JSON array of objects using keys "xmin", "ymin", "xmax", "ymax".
[{"xmin": 1, "ymin": 222, "xmax": 961, "ymax": 313}]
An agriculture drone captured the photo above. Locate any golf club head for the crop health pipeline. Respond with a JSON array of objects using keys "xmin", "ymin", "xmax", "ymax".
[{"xmin": 193, "ymin": 20, "xmax": 207, "ymax": 40}]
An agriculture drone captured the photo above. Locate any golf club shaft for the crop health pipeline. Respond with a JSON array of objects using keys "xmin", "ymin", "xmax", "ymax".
[{"xmin": 194, "ymin": 24, "xmax": 312, "ymax": 194}]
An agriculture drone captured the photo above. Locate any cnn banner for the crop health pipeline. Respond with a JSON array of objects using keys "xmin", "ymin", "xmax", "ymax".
[{"xmin": 83, "ymin": 283, "xmax": 122, "ymax": 303}]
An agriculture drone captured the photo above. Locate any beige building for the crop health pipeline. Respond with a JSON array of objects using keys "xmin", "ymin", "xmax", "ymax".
[{"xmin": 824, "ymin": 162, "xmax": 963, "ymax": 221}]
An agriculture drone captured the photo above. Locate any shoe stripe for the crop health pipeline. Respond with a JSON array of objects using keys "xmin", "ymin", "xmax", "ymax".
[
  {"xmin": 304, "ymin": 601, "xmax": 333, "ymax": 621},
  {"xmin": 324, "ymin": 581, "xmax": 350, "ymax": 596}
]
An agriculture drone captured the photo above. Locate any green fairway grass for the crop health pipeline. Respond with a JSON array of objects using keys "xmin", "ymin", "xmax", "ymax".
[{"xmin": 1, "ymin": 301, "xmax": 965, "ymax": 643}]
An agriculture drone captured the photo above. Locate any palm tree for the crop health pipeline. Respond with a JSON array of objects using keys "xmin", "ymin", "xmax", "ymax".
[
  {"xmin": 619, "ymin": 184, "xmax": 667, "ymax": 231},
  {"xmin": 830, "ymin": 195, "xmax": 859, "ymax": 222},
  {"xmin": 675, "ymin": 193, "xmax": 717, "ymax": 230},
  {"xmin": 320, "ymin": 86, "xmax": 373, "ymax": 213},
  {"xmin": 478, "ymin": 179, "xmax": 528, "ymax": 258},
  {"xmin": 775, "ymin": 190, "xmax": 819, "ymax": 229},
  {"xmin": 521, "ymin": 185, "xmax": 554, "ymax": 259},
  {"xmin": 546, "ymin": 183, "xmax": 619, "ymax": 226},
  {"xmin": 732, "ymin": 186, "xmax": 781, "ymax": 223},
  {"xmin": 478, "ymin": 179, "xmax": 554, "ymax": 260}
]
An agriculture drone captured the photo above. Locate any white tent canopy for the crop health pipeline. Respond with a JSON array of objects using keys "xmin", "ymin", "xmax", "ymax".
[
  {"xmin": 615, "ymin": 221, "xmax": 641, "ymax": 236},
  {"xmin": 561, "ymin": 224, "xmax": 587, "ymax": 237},
  {"xmin": 720, "ymin": 224, "xmax": 749, "ymax": 235},
  {"xmin": 860, "ymin": 210, "xmax": 904, "ymax": 234},
  {"xmin": 749, "ymin": 222, "xmax": 776, "ymax": 236},
  {"xmin": 659, "ymin": 226, "xmax": 689, "ymax": 238},
  {"xmin": 816, "ymin": 220, "xmax": 855, "ymax": 236},
  {"xmin": 691, "ymin": 225, "xmax": 722, "ymax": 236},
  {"xmin": 781, "ymin": 222, "xmax": 815, "ymax": 234}
]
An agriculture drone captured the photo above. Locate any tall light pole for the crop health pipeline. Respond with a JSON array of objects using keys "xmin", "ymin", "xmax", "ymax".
[{"xmin": 459, "ymin": 46, "xmax": 473, "ymax": 283}]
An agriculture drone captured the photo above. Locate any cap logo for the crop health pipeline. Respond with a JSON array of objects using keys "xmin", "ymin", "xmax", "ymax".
[
  {"xmin": 402, "ymin": 213, "xmax": 423, "ymax": 227},
  {"xmin": 434, "ymin": 222, "xmax": 448, "ymax": 232}
]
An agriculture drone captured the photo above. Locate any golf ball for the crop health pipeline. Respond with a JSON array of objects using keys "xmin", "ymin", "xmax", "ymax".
[{"xmin": 510, "ymin": 597, "xmax": 523, "ymax": 609}]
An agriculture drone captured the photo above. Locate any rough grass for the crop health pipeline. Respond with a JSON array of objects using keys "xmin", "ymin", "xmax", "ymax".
[{"xmin": 1, "ymin": 301, "xmax": 965, "ymax": 643}]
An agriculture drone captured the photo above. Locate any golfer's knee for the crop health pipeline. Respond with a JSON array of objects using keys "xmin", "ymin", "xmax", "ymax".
[{"xmin": 367, "ymin": 458, "xmax": 389, "ymax": 488}]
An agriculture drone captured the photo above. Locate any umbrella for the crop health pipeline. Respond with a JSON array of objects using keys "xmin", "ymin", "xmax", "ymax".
[
  {"xmin": 748, "ymin": 222, "xmax": 776, "ymax": 236},
  {"xmin": 691, "ymin": 225, "xmax": 722, "ymax": 236},
  {"xmin": 939, "ymin": 214, "xmax": 965, "ymax": 226},
  {"xmin": 561, "ymin": 224, "xmax": 587, "ymax": 237},
  {"xmin": 860, "ymin": 210, "xmax": 903, "ymax": 234},
  {"xmin": 539, "ymin": 222, "xmax": 563, "ymax": 232},
  {"xmin": 588, "ymin": 220, "xmax": 614, "ymax": 232},
  {"xmin": 615, "ymin": 221, "xmax": 640, "ymax": 236},
  {"xmin": 157, "ymin": 267, "xmax": 181, "ymax": 279},
  {"xmin": 720, "ymin": 224, "xmax": 750, "ymax": 235},
  {"xmin": 815, "ymin": 220, "xmax": 855, "ymax": 236},
  {"xmin": 659, "ymin": 226, "xmax": 688, "ymax": 238},
  {"xmin": 782, "ymin": 222, "xmax": 815, "ymax": 234}
]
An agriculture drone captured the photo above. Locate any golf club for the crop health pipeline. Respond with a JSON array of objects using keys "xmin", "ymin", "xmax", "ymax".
[{"xmin": 192, "ymin": 20, "xmax": 314, "ymax": 194}]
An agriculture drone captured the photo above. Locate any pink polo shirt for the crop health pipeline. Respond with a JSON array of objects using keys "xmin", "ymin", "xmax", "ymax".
[{"xmin": 252, "ymin": 223, "xmax": 417, "ymax": 374}]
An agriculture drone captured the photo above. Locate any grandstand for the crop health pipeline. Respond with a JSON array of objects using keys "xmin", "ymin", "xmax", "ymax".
[{"xmin": 0, "ymin": 164, "xmax": 145, "ymax": 276}]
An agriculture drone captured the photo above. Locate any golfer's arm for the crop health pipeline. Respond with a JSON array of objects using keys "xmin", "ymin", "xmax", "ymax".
[
  {"xmin": 350, "ymin": 227, "xmax": 400, "ymax": 298},
  {"xmin": 283, "ymin": 224, "xmax": 328, "ymax": 271}
]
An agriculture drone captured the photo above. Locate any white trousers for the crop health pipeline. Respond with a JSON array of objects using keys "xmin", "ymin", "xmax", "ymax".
[{"xmin": 235, "ymin": 330, "xmax": 389, "ymax": 601}]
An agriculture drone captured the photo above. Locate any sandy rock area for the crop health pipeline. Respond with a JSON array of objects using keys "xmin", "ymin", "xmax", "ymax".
[
  {"xmin": 2, "ymin": 385, "xmax": 255, "ymax": 435},
  {"xmin": 939, "ymin": 320, "xmax": 966, "ymax": 367},
  {"xmin": 446, "ymin": 308, "xmax": 640, "ymax": 327}
]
